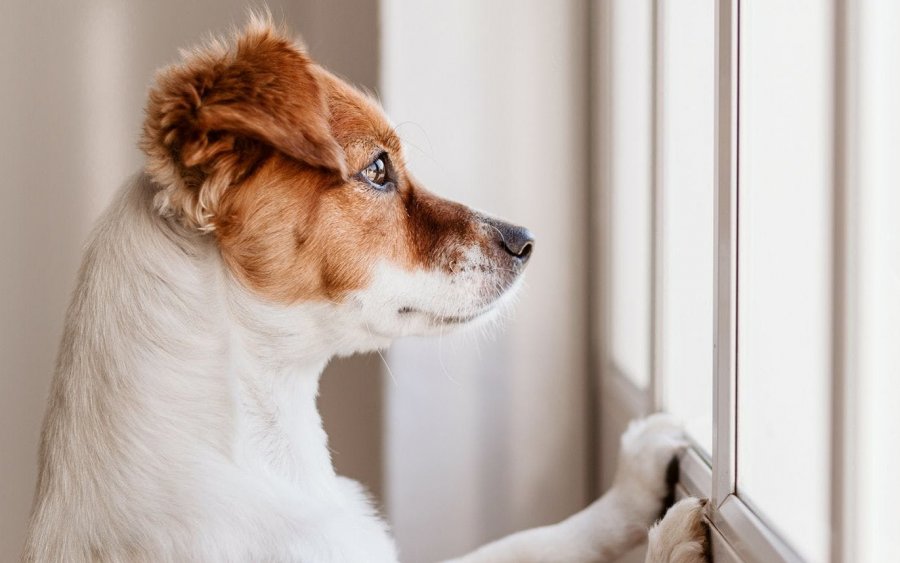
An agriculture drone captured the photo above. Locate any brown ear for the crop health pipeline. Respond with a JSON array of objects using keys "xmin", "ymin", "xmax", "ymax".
[{"xmin": 141, "ymin": 18, "xmax": 345, "ymax": 229}]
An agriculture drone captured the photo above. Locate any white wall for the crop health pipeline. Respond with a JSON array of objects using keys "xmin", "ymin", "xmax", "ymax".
[
  {"xmin": 380, "ymin": 2, "xmax": 591, "ymax": 561},
  {"xmin": 0, "ymin": 1, "xmax": 381, "ymax": 558}
]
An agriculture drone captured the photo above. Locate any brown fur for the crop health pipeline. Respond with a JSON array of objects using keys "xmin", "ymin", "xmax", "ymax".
[{"xmin": 141, "ymin": 18, "xmax": 511, "ymax": 304}]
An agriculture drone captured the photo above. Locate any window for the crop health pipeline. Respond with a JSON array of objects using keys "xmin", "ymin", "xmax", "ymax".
[
  {"xmin": 594, "ymin": 1, "xmax": 899, "ymax": 561},
  {"xmin": 736, "ymin": 1, "xmax": 832, "ymax": 559},
  {"xmin": 657, "ymin": 0, "xmax": 716, "ymax": 456},
  {"xmin": 852, "ymin": 2, "xmax": 900, "ymax": 560}
]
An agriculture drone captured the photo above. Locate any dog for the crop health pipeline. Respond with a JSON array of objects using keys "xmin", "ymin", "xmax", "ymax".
[{"xmin": 23, "ymin": 16, "xmax": 709, "ymax": 562}]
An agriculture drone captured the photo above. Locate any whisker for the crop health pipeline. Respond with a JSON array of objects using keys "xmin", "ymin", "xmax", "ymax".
[
  {"xmin": 363, "ymin": 317, "xmax": 398, "ymax": 386},
  {"xmin": 376, "ymin": 348, "xmax": 398, "ymax": 386},
  {"xmin": 438, "ymin": 322, "xmax": 458, "ymax": 385},
  {"xmin": 392, "ymin": 121, "xmax": 439, "ymax": 166}
]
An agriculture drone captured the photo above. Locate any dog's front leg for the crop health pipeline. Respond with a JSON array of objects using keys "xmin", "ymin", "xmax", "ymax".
[
  {"xmin": 446, "ymin": 414, "xmax": 686, "ymax": 563},
  {"xmin": 443, "ymin": 486, "xmax": 656, "ymax": 563}
]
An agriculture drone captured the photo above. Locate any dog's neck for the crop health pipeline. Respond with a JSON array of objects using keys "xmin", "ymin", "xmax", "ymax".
[
  {"xmin": 46, "ymin": 175, "xmax": 366, "ymax": 499},
  {"xmin": 220, "ymin": 284, "xmax": 340, "ymax": 490},
  {"xmin": 230, "ymin": 350, "xmax": 333, "ymax": 489}
]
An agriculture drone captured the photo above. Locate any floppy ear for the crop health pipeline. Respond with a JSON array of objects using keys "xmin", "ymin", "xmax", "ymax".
[{"xmin": 141, "ymin": 19, "xmax": 346, "ymax": 230}]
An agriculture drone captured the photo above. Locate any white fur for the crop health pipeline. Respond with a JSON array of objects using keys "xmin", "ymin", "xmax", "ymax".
[
  {"xmin": 24, "ymin": 174, "xmax": 704, "ymax": 562},
  {"xmin": 25, "ymin": 175, "xmax": 398, "ymax": 562},
  {"xmin": 645, "ymin": 498, "xmax": 710, "ymax": 563},
  {"xmin": 449, "ymin": 414, "xmax": 691, "ymax": 563}
]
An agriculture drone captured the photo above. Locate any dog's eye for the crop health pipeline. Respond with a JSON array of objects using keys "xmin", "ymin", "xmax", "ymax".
[{"xmin": 359, "ymin": 154, "xmax": 393, "ymax": 190}]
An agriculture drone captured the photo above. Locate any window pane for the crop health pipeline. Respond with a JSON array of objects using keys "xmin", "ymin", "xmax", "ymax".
[
  {"xmin": 736, "ymin": 2, "xmax": 832, "ymax": 561},
  {"xmin": 658, "ymin": 0, "xmax": 715, "ymax": 454},
  {"xmin": 856, "ymin": 1, "xmax": 900, "ymax": 560},
  {"xmin": 608, "ymin": 0, "xmax": 653, "ymax": 387}
]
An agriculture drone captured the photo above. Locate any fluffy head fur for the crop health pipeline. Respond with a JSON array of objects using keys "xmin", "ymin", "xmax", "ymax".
[{"xmin": 142, "ymin": 17, "xmax": 345, "ymax": 231}]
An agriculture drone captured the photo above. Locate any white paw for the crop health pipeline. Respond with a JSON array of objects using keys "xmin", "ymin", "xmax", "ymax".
[
  {"xmin": 613, "ymin": 414, "xmax": 688, "ymax": 512},
  {"xmin": 646, "ymin": 497, "xmax": 710, "ymax": 563}
]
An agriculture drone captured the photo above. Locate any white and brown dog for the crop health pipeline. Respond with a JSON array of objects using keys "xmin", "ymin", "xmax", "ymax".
[{"xmin": 23, "ymin": 17, "xmax": 709, "ymax": 563}]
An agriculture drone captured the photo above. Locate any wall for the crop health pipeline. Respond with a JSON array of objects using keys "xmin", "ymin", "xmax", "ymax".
[
  {"xmin": 380, "ymin": 2, "xmax": 592, "ymax": 561},
  {"xmin": 0, "ymin": 1, "xmax": 382, "ymax": 558}
]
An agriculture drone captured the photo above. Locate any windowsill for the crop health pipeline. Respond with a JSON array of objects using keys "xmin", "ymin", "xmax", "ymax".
[
  {"xmin": 676, "ymin": 448, "xmax": 804, "ymax": 563},
  {"xmin": 602, "ymin": 368, "xmax": 805, "ymax": 562}
]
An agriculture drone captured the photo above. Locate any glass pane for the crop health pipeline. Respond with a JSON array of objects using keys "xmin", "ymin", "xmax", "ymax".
[
  {"xmin": 608, "ymin": 0, "xmax": 653, "ymax": 387},
  {"xmin": 856, "ymin": 1, "xmax": 900, "ymax": 560},
  {"xmin": 736, "ymin": 2, "xmax": 832, "ymax": 561},
  {"xmin": 658, "ymin": 0, "xmax": 715, "ymax": 454}
]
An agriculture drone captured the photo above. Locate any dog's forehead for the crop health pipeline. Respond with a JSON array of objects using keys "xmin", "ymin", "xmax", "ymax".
[{"xmin": 313, "ymin": 66, "xmax": 402, "ymax": 165}]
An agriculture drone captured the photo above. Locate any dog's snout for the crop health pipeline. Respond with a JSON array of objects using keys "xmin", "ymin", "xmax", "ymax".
[{"xmin": 488, "ymin": 220, "xmax": 534, "ymax": 263}]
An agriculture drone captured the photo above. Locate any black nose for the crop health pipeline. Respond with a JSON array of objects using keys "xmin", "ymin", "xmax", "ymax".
[{"xmin": 489, "ymin": 219, "xmax": 535, "ymax": 263}]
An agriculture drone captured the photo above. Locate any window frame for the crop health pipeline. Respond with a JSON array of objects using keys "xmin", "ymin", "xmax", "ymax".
[{"xmin": 592, "ymin": 0, "xmax": 856, "ymax": 561}]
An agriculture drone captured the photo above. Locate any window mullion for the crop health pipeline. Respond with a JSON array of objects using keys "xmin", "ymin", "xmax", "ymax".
[
  {"xmin": 649, "ymin": 0, "xmax": 664, "ymax": 412},
  {"xmin": 711, "ymin": 0, "xmax": 740, "ymax": 509},
  {"xmin": 830, "ymin": 0, "xmax": 858, "ymax": 560}
]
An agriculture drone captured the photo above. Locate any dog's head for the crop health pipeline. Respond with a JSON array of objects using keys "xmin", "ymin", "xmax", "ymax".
[{"xmin": 141, "ymin": 18, "xmax": 533, "ymax": 348}]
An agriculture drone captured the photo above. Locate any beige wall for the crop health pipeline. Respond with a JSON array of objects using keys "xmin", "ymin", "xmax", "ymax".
[
  {"xmin": 380, "ymin": 1, "xmax": 592, "ymax": 561},
  {"xmin": 0, "ymin": 1, "xmax": 381, "ymax": 558}
]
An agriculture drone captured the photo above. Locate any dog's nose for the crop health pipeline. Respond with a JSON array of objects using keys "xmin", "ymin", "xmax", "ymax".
[{"xmin": 490, "ymin": 220, "xmax": 535, "ymax": 263}]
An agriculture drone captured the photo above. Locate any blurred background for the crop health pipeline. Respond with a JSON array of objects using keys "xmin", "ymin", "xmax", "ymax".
[{"xmin": 0, "ymin": 1, "xmax": 897, "ymax": 563}]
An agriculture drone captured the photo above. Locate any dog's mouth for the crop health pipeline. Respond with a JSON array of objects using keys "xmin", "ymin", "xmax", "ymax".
[
  {"xmin": 397, "ymin": 305, "xmax": 494, "ymax": 326},
  {"xmin": 394, "ymin": 265, "xmax": 526, "ymax": 329}
]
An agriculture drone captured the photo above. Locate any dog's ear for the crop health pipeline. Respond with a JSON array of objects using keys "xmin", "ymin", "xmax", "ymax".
[{"xmin": 141, "ymin": 18, "xmax": 346, "ymax": 230}]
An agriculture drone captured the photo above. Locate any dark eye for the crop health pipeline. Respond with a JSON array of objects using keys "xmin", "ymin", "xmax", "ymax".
[{"xmin": 359, "ymin": 154, "xmax": 393, "ymax": 190}]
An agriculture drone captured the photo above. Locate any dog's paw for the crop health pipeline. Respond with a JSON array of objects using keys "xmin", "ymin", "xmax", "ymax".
[
  {"xmin": 645, "ymin": 497, "xmax": 711, "ymax": 563},
  {"xmin": 613, "ymin": 413, "xmax": 688, "ymax": 506}
]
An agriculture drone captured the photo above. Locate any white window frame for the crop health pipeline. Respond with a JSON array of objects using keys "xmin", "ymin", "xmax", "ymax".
[{"xmin": 591, "ymin": 1, "xmax": 857, "ymax": 561}]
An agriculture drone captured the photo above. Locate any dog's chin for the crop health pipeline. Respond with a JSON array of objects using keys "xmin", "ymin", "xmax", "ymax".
[
  {"xmin": 396, "ymin": 303, "xmax": 499, "ymax": 333},
  {"xmin": 395, "ymin": 276, "xmax": 524, "ymax": 337},
  {"xmin": 399, "ymin": 303, "xmax": 492, "ymax": 324}
]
